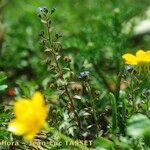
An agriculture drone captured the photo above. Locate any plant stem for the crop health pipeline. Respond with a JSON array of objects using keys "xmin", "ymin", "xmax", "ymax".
[
  {"xmin": 46, "ymin": 17, "xmax": 82, "ymax": 133},
  {"xmin": 109, "ymin": 93, "xmax": 118, "ymax": 135},
  {"xmin": 130, "ymin": 72, "xmax": 136, "ymax": 113},
  {"xmin": 121, "ymin": 95, "xmax": 127, "ymax": 135},
  {"xmin": 53, "ymin": 53, "xmax": 82, "ymax": 133},
  {"xmin": 86, "ymin": 82, "xmax": 100, "ymax": 136},
  {"xmin": 146, "ymin": 97, "xmax": 149, "ymax": 112},
  {"xmin": 64, "ymin": 85, "xmax": 82, "ymax": 131},
  {"xmin": 46, "ymin": 17, "xmax": 52, "ymax": 46}
]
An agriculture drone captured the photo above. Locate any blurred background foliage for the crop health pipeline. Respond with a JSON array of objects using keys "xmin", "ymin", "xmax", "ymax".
[
  {"xmin": 0, "ymin": 0, "xmax": 150, "ymax": 149},
  {"xmin": 0, "ymin": 0, "xmax": 150, "ymax": 89}
]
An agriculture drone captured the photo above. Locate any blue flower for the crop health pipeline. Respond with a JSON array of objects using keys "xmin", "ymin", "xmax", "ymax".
[
  {"xmin": 125, "ymin": 65, "xmax": 134, "ymax": 73},
  {"xmin": 37, "ymin": 7, "xmax": 48, "ymax": 13},
  {"xmin": 79, "ymin": 71, "xmax": 90, "ymax": 78}
]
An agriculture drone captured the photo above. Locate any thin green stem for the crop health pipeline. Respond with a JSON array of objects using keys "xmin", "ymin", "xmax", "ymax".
[
  {"xmin": 121, "ymin": 94, "xmax": 127, "ymax": 135},
  {"xmin": 146, "ymin": 96, "xmax": 149, "ymax": 112},
  {"xmin": 130, "ymin": 72, "xmax": 136, "ymax": 113},
  {"xmin": 115, "ymin": 65, "xmax": 124, "ymax": 102},
  {"xmin": 46, "ymin": 16, "xmax": 52, "ymax": 46},
  {"xmin": 109, "ymin": 93, "xmax": 118, "ymax": 135}
]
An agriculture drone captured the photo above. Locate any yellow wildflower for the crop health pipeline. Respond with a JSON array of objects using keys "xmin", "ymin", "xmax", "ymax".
[
  {"xmin": 122, "ymin": 50, "xmax": 150, "ymax": 66},
  {"xmin": 8, "ymin": 91, "xmax": 49, "ymax": 141}
]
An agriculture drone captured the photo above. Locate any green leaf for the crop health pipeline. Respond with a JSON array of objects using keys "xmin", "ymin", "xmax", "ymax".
[
  {"xmin": 0, "ymin": 85, "xmax": 8, "ymax": 91},
  {"xmin": 109, "ymin": 93, "xmax": 118, "ymax": 135},
  {"xmin": 127, "ymin": 114, "xmax": 150, "ymax": 138},
  {"xmin": 0, "ymin": 72, "xmax": 7, "ymax": 83},
  {"xmin": 93, "ymin": 137, "xmax": 114, "ymax": 150}
]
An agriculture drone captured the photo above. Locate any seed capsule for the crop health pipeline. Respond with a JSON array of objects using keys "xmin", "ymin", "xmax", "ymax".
[
  {"xmin": 50, "ymin": 83, "xmax": 55, "ymax": 88},
  {"xmin": 71, "ymin": 82, "xmax": 83, "ymax": 92},
  {"xmin": 63, "ymin": 56, "xmax": 71, "ymax": 62}
]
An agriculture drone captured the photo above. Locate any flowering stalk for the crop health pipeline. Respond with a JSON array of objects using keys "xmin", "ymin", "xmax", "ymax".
[{"xmin": 38, "ymin": 8, "xmax": 82, "ymax": 133}]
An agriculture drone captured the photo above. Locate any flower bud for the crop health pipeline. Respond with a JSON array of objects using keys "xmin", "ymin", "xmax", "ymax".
[
  {"xmin": 63, "ymin": 56, "xmax": 71, "ymax": 62},
  {"xmin": 95, "ymin": 90, "xmax": 101, "ymax": 96},
  {"xmin": 50, "ymin": 83, "xmax": 57, "ymax": 89},
  {"xmin": 38, "ymin": 6, "xmax": 48, "ymax": 14},
  {"xmin": 71, "ymin": 82, "xmax": 83, "ymax": 92},
  {"xmin": 69, "ymin": 72, "xmax": 75, "ymax": 79},
  {"xmin": 51, "ymin": 8, "xmax": 56, "ymax": 14}
]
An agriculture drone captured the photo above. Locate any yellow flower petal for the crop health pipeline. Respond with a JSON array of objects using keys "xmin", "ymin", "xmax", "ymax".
[
  {"xmin": 32, "ymin": 91, "xmax": 44, "ymax": 108},
  {"xmin": 14, "ymin": 99, "xmax": 33, "ymax": 121},
  {"xmin": 136, "ymin": 50, "xmax": 146, "ymax": 64},
  {"xmin": 32, "ymin": 92, "xmax": 49, "ymax": 125},
  {"xmin": 122, "ymin": 50, "xmax": 150, "ymax": 67},
  {"xmin": 8, "ymin": 119, "xmax": 28, "ymax": 135},
  {"xmin": 122, "ymin": 53, "xmax": 137, "ymax": 65},
  {"xmin": 145, "ymin": 51, "xmax": 150, "ymax": 62},
  {"xmin": 8, "ymin": 91, "xmax": 49, "ymax": 141},
  {"xmin": 136, "ymin": 50, "xmax": 145, "ymax": 58}
]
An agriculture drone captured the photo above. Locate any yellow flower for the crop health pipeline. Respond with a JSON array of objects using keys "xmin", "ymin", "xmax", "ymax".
[
  {"xmin": 8, "ymin": 92, "xmax": 49, "ymax": 141},
  {"xmin": 122, "ymin": 50, "xmax": 150, "ymax": 66}
]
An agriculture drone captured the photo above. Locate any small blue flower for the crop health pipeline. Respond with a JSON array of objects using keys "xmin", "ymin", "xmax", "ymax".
[
  {"xmin": 37, "ymin": 6, "xmax": 48, "ymax": 13},
  {"xmin": 79, "ymin": 71, "xmax": 90, "ymax": 78},
  {"xmin": 143, "ymin": 88, "xmax": 150, "ymax": 97},
  {"xmin": 125, "ymin": 65, "xmax": 134, "ymax": 73}
]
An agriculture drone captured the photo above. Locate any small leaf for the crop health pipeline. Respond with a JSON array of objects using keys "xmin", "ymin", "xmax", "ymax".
[
  {"xmin": 0, "ymin": 85, "xmax": 8, "ymax": 91},
  {"xmin": 0, "ymin": 72, "xmax": 7, "ymax": 83},
  {"xmin": 81, "ymin": 111, "xmax": 91, "ymax": 117},
  {"xmin": 44, "ymin": 48, "xmax": 52, "ymax": 52},
  {"xmin": 87, "ymin": 124, "xmax": 94, "ymax": 129},
  {"xmin": 82, "ymin": 132, "xmax": 90, "ymax": 138},
  {"xmin": 62, "ymin": 67, "xmax": 70, "ymax": 71},
  {"xmin": 73, "ymin": 95, "xmax": 81, "ymax": 100},
  {"xmin": 127, "ymin": 114, "xmax": 150, "ymax": 138},
  {"xmin": 41, "ymin": 19, "xmax": 47, "ymax": 24}
]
